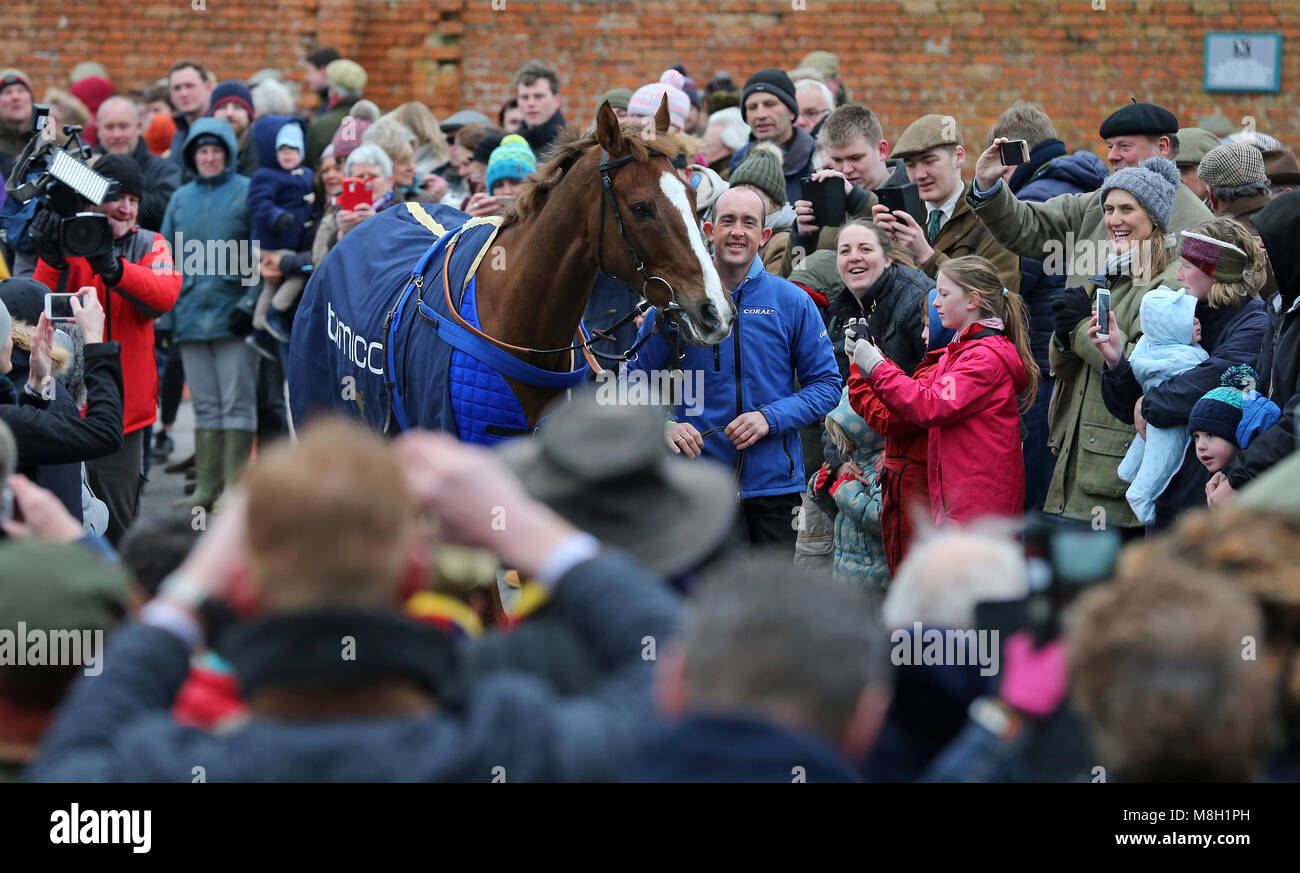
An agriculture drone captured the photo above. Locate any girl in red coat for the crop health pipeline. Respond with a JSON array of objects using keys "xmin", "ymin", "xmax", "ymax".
[
  {"xmin": 845, "ymin": 256, "xmax": 1039, "ymax": 525},
  {"xmin": 848, "ymin": 289, "xmax": 955, "ymax": 573}
]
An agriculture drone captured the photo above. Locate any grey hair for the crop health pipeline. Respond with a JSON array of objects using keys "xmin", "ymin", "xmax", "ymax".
[
  {"xmin": 882, "ymin": 527, "xmax": 1028, "ymax": 628},
  {"xmin": 680, "ymin": 550, "xmax": 892, "ymax": 743},
  {"xmin": 251, "ymin": 78, "xmax": 296, "ymax": 117},
  {"xmin": 345, "ymin": 144, "xmax": 392, "ymax": 178},
  {"xmin": 1210, "ymin": 179, "xmax": 1271, "ymax": 202},
  {"xmin": 348, "ymin": 99, "xmax": 382, "ymax": 122},
  {"xmin": 362, "ymin": 117, "xmax": 417, "ymax": 164},
  {"xmin": 705, "ymin": 106, "xmax": 750, "ymax": 152},
  {"xmin": 794, "ymin": 78, "xmax": 834, "ymax": 113},
  {"xmin": 96, "ymin": 95, "xmax": 138, "ymax": 123}
]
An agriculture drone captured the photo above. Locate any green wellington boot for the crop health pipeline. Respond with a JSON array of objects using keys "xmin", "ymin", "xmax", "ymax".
[
  {"xmin": 222, "ymin": 429, "xmax": 256, "ymax": 492},
  {"xmin": 174, "ymin": 429, "xmax": 225, "ymax": 510}
]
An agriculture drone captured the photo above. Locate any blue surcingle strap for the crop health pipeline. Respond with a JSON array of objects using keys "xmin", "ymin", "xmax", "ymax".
[{"xmin": 384, "ymin": 228, "xmax": 589, "ymax": 433}]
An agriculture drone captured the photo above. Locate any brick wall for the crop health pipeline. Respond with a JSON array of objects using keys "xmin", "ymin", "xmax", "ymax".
[{"xmin": 4, "ymin": 0, "xmax": 1298, "ymax": 157}]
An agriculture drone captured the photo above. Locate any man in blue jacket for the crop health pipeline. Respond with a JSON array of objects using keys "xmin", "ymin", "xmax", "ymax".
[{"xmin": 628, "ymin": 187, "xmax": 840, "ymax": 548}]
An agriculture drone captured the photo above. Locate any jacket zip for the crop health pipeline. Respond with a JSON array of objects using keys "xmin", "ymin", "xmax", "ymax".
[
  {"xmin": 732, "ymin": 283, "xmax": 745, "ymax": 493},
  {"xmin": 713, "ymin": 344, "xmax": 720, "ymax": 372}
]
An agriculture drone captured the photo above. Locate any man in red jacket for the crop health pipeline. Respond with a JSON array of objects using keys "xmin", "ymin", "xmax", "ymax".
[{"xmin": 31, "ymin": 154, "xmax": 181, "ymax": 543}]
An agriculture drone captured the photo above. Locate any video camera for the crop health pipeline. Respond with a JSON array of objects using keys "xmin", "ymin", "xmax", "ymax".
[
  {"xmin": 4, "ymin": 104, "xmax": 119, "ymax": 260},
  {"xmin": 975, "ymin": 513, "xmax": 1122, "ymax": 646}
]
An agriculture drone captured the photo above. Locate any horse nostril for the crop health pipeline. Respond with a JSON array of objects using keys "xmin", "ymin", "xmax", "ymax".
[{"xmin": 700, "ymin": 301, "xmax": 721, "ymax": 330}]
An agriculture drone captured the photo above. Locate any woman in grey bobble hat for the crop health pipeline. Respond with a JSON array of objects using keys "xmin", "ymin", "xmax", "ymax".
[{"xmin": 1042, "ymin": 156, "xmax": 1184, "ymax": 534}]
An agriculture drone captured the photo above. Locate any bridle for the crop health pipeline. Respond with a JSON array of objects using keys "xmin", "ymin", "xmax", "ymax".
[
  {"xmin": 427, "ymin": 144, "xmax": 687, "ymax": 374},
  {"xmin": 595, "ymin": 147, "xmax": 689, "ymax": 325}
]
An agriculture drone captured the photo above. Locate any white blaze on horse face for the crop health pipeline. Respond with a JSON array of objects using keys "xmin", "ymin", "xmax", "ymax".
[{"xmin": 658, "ymin": 172, "xmax": 730, "ymax": 325}]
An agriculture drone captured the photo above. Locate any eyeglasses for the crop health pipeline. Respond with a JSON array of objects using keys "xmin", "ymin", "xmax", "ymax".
[{"xmin": 799, "ymin": 108, "xmax": 830, "ymax": 122}]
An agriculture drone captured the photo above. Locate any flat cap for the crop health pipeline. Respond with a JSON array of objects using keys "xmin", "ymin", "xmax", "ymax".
[
  {"xmin": 1174, "ymin": 127, "xmax": 1224, "ymax": 168},
  {"xmin": 326, "ymin": 59, "xmax": 367, "ymax": 93},
  {"xmin": 439, "ymin": 109, "xmax": 493, "ymax": 134},
  {"xmin": 799, "ymin": 51, "xmax": 839, "ymax": 80},
  {"xmin": 1198, "ymin": 142, "xmax": 1267, "ymax": 188},
  {"xmin": 891, "ymin": 114, "xmax": 962, "ymax": 159},
  {"xmin": 1099, "ymin": 102, "xmax": 1178, "ymax": 139}
]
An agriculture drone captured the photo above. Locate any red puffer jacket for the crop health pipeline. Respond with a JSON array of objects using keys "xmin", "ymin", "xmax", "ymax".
[
  {"xmin": 848, "ymin": 351, "xmax": 941, "ymax": 574},
  {"xmin": 34, "ymin": 228, "xmax": 181, "ymax": 435},
  {"xmin": 865, "ymin": 322, "xmax": 1029, "ymax": 525}
]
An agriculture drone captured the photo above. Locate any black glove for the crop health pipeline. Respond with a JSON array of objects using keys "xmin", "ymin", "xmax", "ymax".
[
  {"xmin": 28, "ymin": 207, "xmax": 66, "ymax": 270},
  {"xmin": 228, "ymin": 307, "xmax": 254, "ymax": 337},
  {"xmin": 1052, "ymin": 286, "xmax": 1092, "ymax": 345},
  {"xmin": 274, "ymin": 211, "xmax": 295, "ymax": 232},
  {"xmin": 88, "ymin": 250, "xmax": 123, "ymax": 286}
]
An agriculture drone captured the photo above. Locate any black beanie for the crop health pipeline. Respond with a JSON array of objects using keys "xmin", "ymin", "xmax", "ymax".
[
  {"xmin": 740, "ymin": 69, "xmax": 799, "ymax": 123},
  {"xmin": 472, "ymin": 132, "xmax": 506, "ymax": 166},
  {"xmin": 90, "ymin": 153, "xmax": 144, "ymax": 200}
]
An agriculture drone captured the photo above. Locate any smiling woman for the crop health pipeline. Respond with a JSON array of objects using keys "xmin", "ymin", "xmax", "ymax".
[{"xmin": 1042, "ymin": 157, "xmax": 1184, "ymax": 532}]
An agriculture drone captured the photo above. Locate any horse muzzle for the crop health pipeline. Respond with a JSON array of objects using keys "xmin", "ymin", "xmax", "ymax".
[{"xmin": 670, "ymin": 298, "xmax": 734, "ymax": 347}]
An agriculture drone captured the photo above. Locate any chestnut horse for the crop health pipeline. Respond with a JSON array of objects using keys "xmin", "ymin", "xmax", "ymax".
[{"xmin": 287, "ymin": 98, "xmax": 733, "ymax": 436}]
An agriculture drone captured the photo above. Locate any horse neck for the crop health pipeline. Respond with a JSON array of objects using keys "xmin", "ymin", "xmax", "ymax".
[{"xmin": 474, "ymin": 167, "xmax": 601, "ymax": 375}]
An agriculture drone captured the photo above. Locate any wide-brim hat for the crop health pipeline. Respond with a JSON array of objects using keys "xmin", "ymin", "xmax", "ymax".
[{"xmin": 496, "ymin": 393, "xmax": 736, "ymax": 575}]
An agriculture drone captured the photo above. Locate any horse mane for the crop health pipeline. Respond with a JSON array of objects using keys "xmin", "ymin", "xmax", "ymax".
[{"xmin": 501, "ymin": 125, "xmax": 703, "ymax": 230}]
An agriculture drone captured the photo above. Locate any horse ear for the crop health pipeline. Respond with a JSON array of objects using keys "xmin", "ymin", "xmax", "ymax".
[
  {"xmin": 654, "ymin": 94, "xmax": 671, "ymax": 134},
  {"xmin": 595, "ymin": 102, "xmax": 626, "ymax": 156}
]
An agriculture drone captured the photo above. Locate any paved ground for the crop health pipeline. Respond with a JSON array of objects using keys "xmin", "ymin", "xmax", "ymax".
[{"xmin": 139, "ymin": 399, "xmax": 196, "ymax": 517}]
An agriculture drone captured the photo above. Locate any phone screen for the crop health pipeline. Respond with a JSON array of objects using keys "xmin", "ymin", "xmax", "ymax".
[
  {"xmin": 46, "ymin": 293, "xmax": 76, "ymax": 321},
  {"xmin": 1096, "ymin": 290, "xmax": 1111, "ymax": 337}
]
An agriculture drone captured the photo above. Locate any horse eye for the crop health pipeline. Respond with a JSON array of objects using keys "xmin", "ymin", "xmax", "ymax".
[{"xmin": 629, "ymin": 202, "xmax": 654, "ymax": 218}]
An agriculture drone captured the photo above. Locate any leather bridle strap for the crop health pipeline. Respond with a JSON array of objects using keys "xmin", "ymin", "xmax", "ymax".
[{"xmin": 597, "ymin": 148, "xmax": 686, "ymax": 321}]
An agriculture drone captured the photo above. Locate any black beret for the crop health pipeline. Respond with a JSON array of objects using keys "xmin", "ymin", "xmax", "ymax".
[{"xmin": 1099, "ymin": 102, "xmax": 1179, "ymax": 139}]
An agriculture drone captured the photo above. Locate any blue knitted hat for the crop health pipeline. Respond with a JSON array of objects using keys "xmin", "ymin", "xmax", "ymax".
[
  {"xmin": 485, "ymin": 134, "xmax": 535, "ymax": 195},
  {"xmin": 1188, "ymin": 365, "xmax": 1260, "ymax": 446}
]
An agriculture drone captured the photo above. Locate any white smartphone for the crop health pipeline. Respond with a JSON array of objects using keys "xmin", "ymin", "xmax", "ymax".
[
  {"xmin": 1095, "ymin": 288, "xmax": 1111, "ymax": 340},
  {"xmin": 44, "ymin": 293, "xmax": 78, "ymax": 323}
]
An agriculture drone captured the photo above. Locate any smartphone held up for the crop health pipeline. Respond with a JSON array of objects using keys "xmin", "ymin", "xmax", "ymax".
[
  {"xmin": 998, "ymin": 139, "xmax": 1030, "ymax": 166},
  {"xmin": 44, "ymin": 292, "xmax": 78, "ymax": 323},
  {"xmin": 1095, "ymin": 288, "xmax": 1111, "ymax": 341}
]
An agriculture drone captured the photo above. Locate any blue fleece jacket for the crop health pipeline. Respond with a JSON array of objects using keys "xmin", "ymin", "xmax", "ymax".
[
  {"xmin": 628, "ymin": 256, "xmax": 841, "ymax": 499},
  {"xmin": 159, "ymin": 118, "xmax": 256, "ymax": 344},
  {"xmin": 247, "ymin": 115, "xmax": 315, "ymax": 251}
]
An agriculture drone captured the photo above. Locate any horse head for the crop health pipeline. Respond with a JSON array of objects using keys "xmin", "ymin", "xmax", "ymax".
[{"xmin": 589, "ymin": 99, "xmax": 735, "ymax": 347}]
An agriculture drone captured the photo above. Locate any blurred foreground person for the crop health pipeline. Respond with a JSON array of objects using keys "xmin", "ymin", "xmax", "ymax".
[
  {"xmin": 27, "ymin": 418, "xmax": 679, "ymax": 782},
  {"xmin": 1068, "ymin": 561, "xmax": 1279, "ymax": 782},
  {"xmin": 631, "ymin": 552, "xmax": 892, "ymax": 782}
]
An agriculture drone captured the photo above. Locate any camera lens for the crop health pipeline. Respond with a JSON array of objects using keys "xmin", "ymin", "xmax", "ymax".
[{"xmin": 60, "ymin": 214, "xmax": 112, "ymax": 258}]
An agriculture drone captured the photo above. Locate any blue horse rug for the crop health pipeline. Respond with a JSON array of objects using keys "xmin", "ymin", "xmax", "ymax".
[{"xmin": 287, "ymin": 202, "xmax": 589, "ymax": 443}]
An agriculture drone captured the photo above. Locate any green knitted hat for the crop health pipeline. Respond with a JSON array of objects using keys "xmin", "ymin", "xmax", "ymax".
[{"xmin": 729, "ymin": 142, "xmax": 787, "ymax": 208}]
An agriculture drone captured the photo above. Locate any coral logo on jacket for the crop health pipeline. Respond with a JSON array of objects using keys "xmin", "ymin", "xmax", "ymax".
[{"xmin": 743, "ymin": 307, "xmax": 776, "ymax": 316}]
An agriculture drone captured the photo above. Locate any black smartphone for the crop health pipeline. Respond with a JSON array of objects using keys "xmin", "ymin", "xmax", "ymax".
[
  {"xmin": 999, "ymin": 139, "xmax": 1030, "ymax": 166},
  {"xmin": 874, "ymin": 181, "xmax": 926, "ymax": 228},
  {"xmin": 845, "ymin": 320, "xmax": 873, "ymax": 345},
  {"xmin": 799, "ymin": 176, "xmax": 846, "ymax": 227}
]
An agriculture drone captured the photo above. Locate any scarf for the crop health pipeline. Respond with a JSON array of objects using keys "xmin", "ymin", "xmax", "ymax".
[{"xmin": 215, "ymin": 610, "xmax": 461, "ymax": 700}]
